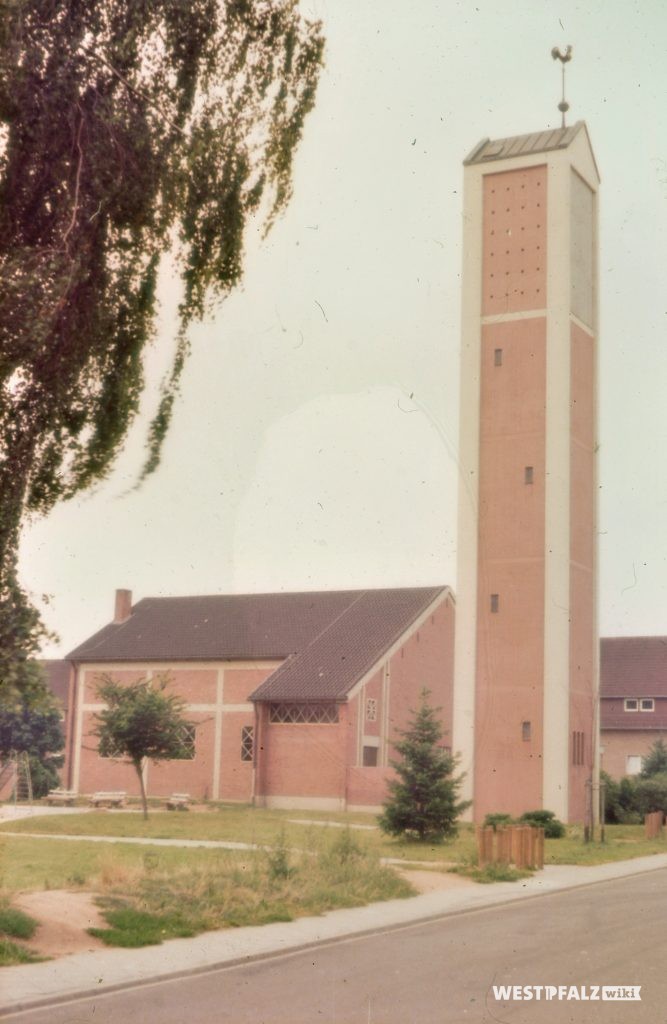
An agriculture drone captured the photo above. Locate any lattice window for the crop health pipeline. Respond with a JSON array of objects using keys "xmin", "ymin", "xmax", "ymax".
[
  {"xmin": 240, "ymin": 725, "xmax": 254, "ymax": 762},
  {"xmin": 366, "ymin": 698, "xmax": 377, "ymax": 722},
  {"xmin": 268, "ymin": 703, "xmax": 339, "ymax": 724},
  {"xmin": 173, "ymin": 724, "xmax": 196, "ymax": 760}
]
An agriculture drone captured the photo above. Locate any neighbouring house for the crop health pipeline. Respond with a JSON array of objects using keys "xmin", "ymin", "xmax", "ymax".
[
  {"xmin": 63, "ymin": 586, "xmax": 455, "ymax": 811},
  {"xmin": 600, "ymin": 637, "xmax": 667, "ymax": 778}
]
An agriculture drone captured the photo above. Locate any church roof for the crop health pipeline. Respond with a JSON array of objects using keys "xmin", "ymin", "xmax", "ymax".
[
  {"xmin": 464, "ymin": 121, "xmax": 587, "ymax": 166},
  {"xmin": 249, "ymin": 587, "xmax": 448, "ymax": 702},
  {"xmin": 67, "ymin": 587, "xmax": 450, "ymax": 701}
]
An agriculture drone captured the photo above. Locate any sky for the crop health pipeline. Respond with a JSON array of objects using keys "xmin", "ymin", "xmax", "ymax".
[{"xmin": 19, "ymin": 0, "xmax": 667, "ymax": 656}]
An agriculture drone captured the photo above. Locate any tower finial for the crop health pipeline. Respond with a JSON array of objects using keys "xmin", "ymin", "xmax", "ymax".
[{"xmin": 551, "ymin": 45, "xmax": 573, "ymax": 128}]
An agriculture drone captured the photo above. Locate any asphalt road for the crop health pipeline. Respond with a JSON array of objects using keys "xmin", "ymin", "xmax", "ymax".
[{"xmin": 5, "ymin": 869, "xmax": 667, "ymax": 1024}]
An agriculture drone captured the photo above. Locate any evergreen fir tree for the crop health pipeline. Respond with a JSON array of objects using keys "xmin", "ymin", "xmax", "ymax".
[{"xmin": 379, "ymin": 690, "xmax": 470, "ymax": 842}]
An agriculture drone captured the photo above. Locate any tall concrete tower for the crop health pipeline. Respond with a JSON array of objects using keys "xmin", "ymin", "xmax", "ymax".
[{"xmin": 453, "ymin": 123, "xmax": 599, "ymax": 823}]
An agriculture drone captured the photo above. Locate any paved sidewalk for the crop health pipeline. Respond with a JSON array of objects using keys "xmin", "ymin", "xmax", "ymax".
[{"xmin": 2, "ymin": 851, "xmax": 667, "ymax": 1016}]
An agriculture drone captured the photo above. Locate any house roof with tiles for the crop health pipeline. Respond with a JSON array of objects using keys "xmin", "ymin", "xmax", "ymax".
[
  {"xmin": 67, "ymin": 587, "xmax": 451, "ymax": 701},
  {"xmin": 600, "ymin": 636, "xmax": 667, "ymax": 731}
]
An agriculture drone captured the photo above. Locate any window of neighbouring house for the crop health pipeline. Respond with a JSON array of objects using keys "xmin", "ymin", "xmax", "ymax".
[
  {"xmin": 362, "ymin": 745, "xmax": 378, "ymax": 767},
  {"xmin": 626, "ymin": 755, "xmax": 642, "ymax": 776},
  {"xmin": 268, "ymin": 703, "xmax": 339, "ymax": 725},
  {"xmin": 640, "ymin": 699, "xmax": 655, "ymax": 712},
  {"xmin": 173, "ymin": 723, "xmax": 196, "ymax": 760},
  {"xmin": 490, "ymin": 594, "xmax": 499, "ymax": 613},
  {"xmin": 624, "ymin": 699, "xmax": 639, "ymax": 712},
  {"xmin": 524, "ymin": 466, "xmax": 534, "ymax": 484},
  {"xmin": 494, "ymin": 348, "xmax": 503, "ymax": 366},
  {"xmin": 366, "ymin": 698, "xmax": 377, "ymax": 722},
  {"xmin": 241, "ymin": 725, "xmax": 254, "ymax": 762},
  {"xmin": 522, "ymin": 721, "xmax": 531, "ymax": 742}
]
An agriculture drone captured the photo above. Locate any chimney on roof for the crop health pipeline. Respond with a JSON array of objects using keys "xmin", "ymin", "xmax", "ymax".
[{"xmin": 114, "ymin": 589, "xmax": 132, "ymax": 624}]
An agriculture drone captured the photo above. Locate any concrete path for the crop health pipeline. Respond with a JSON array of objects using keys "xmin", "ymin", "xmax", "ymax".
[
  {"xmin": 2, "ymin": 850, "xmax": 667, "ymax": 1016},
  {"xmin": 0, "ymin": 830, "xmax": 262, "ymax": 851}
]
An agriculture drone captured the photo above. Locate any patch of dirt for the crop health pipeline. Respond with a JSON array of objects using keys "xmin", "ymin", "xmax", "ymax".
[
  {"xmin": 13, "ymin": 890, "xmax": 108, "ymax": 957},
  {"xmin": 397, "ymin": 868, "xmax": 475, "ymax": 893}
]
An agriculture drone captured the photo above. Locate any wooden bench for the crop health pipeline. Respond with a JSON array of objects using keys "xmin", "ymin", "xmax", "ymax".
[
  {"xmin": 46, "ymin": 788, "xmax": 77, "ymax": 806},
  {"xmin": 166, "ymin": 792, "xmax": 191, "ymax": 811},
  {"xmin": 90, "ymin": 791, "xmax": 127, "ymax": 808}
]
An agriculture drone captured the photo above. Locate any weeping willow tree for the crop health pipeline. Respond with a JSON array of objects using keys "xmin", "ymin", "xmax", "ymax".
[{"xmin": 0, "ymin": 0, "xmax": 324, "ymax": 695}]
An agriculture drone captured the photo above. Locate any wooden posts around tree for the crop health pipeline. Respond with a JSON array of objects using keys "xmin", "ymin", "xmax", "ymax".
[
  {"xmin": 476, "ymin": 825, "xmax": 545, "ymax": 870},
  {"xmin": 644, "ymin": 811, "xmax": 664, "ymax": 839}
]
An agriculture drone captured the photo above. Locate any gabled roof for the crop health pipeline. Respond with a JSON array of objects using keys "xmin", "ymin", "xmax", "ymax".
[
  {"xmin": 67, "ymin": 588, "xmax": 449, "ymax": 702},
  {"xmin": 600, "ymin": 636, "xmax": 667, "ymax": 698},
  {"xmin": 249, "ymin": 587, "xmax": 448, "ymax": 702},
  {"xmin": 464, "ymin": 120, "xmax": 591, "ymax": 167}
]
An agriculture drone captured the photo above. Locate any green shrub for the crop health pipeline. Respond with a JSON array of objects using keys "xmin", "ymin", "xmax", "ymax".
[
  {"xmin": 449, "ymin": 862, "xmax": 532, "ymax": 884},
  {"xmin": 89, "ymin": 906, "xmax": 196, "ymax": 947},
  {"xmin": 482, "ymin": 813, "xmax": 513, "ymax": 831},
  {"xmin": 0, "ymin": 904, "xmax": 38, "ymax": 940},
  {"xmin": 631, "ymin": 773, "xmax": 667, "ymax": 817},
  {"xmin": 518, "ymin": 810, "xmax": 565, "ymax": 838},
  {"xmin": 0, "ymin": 938, "xmax": 44, "ymax": 965},
  {"xmin": 603, "ymin": 772, "xmax": 641, "ymax": 824},
  {"xmin": 266, "ymin": 830, "xmax": 295, "ymax": 881}
]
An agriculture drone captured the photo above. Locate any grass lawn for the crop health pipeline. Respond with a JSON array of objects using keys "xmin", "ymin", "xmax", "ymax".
[
  {"xmin": 0, "ymin": 827, "xmax": 414, "ymax": 949},
  {"xmin": 1, "ymin": 806, "xmax": 666, "ymax": 952},
  {"xmin": 3, "ymin": 806, "xmax": 666, "ymax": 869},
  {"xmin": 544, "ymin": 824, "xmax": 667, "ymax": 865},
  {"xmin": 0, "ymin": 805, "xmax": 477, "ymax": 867}
]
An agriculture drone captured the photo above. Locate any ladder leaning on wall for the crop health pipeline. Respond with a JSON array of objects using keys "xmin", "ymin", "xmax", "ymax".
[{"xmin": 12, "ymin": 752, "xmax": 33, "ymax": 805}]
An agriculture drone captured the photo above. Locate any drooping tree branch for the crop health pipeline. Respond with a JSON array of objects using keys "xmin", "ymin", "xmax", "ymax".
[{"xmin": 0, "ymin": 0, "xmax": 324, "ymax": 692}]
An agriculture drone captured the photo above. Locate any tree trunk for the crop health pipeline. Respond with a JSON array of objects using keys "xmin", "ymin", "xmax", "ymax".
[{"xmin": 135, "ymin": 758, "xmax": 149, "ymax": 819}]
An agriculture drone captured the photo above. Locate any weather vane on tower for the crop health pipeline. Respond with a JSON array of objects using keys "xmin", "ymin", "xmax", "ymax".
[{"xmin": 551, "ymin": 45, "xmax": 573, "ymax": 128}]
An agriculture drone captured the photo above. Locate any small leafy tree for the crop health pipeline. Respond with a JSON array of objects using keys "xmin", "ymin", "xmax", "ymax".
[
  {"xmin": 640, "ymin": 738, "xmax": 667, "ymax": 778},
  {"xmin": 379, "ymin": 690, "xmax": 470, "ymax": 842},
  {"xmin": 94, "ymin": 674, "xmax": 193, "ymax": 819},
  {"xmin": 0, "ymin": 665, "xmax": 65, "ymax": 797}
]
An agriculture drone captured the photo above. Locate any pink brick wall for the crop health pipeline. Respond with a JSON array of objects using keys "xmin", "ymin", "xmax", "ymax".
[
  {"xmin": 219, "ymin": 711, "xmax": 255, "ymax": 800},
  {"xmin": 74, "ymin": 661, "xmax": 273, "ymax": 801},
  {"xmin": 601, "ymin": 730, "xmax": 667, "ymax": 780},
  {"xmin": 258, "ymin": 704, "xmax": 349, "ymax": 800},
  {"xmin": 482, "ymin": 166, "xmax": 547, "ymax": 316},
  {"xmin": 83, "ymin": 668, "xmax": 147, "ymax": 703},
  {"xmin": 223, "ymin": 668, "xmax": 273, "ymax": 705},
  {"xmin": 346, "ymin": 766, "xmax": 392, "ymax": 808},
  {"xmin": 386, "ymin": 598, "xmax": 454, "ymax": 748}
]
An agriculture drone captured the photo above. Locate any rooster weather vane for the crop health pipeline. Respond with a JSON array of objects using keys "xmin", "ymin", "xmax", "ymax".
[{"xmin": 551, "ymin": 45, "xmax": 573, "ymax": 128}]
